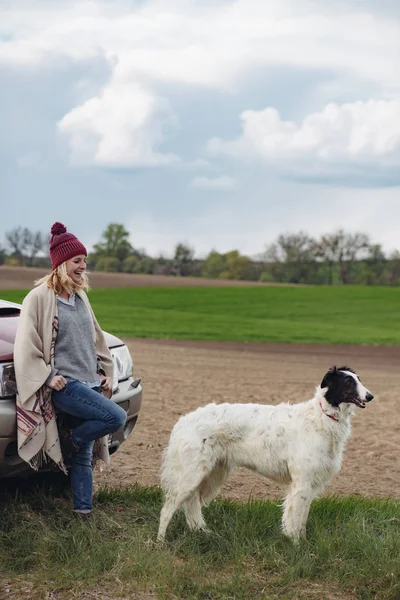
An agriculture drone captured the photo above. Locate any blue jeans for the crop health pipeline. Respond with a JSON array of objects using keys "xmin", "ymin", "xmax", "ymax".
[{"xmin": 52, "ymin": 379, "xmax": 127, "ymax": 513}]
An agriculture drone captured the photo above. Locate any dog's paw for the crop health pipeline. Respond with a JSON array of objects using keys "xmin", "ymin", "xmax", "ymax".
[{"xmin": 156, "ymin": 534, "xmax": 166, "ymax": 546}]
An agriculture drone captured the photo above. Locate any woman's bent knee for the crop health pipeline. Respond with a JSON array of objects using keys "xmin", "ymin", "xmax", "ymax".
[{"xmin": 111, "ymin": 405, "xmax": 127, "ymax": 431}]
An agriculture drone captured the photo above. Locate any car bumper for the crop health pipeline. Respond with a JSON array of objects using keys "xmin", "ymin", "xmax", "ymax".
[{"xmin": 0, "ymin": 377, "xmax": 142, "ymax": 478}]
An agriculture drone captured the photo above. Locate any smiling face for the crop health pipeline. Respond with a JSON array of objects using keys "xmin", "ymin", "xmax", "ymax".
[
  {"xmin": 65, "ymin": 254, "xmax": 87, "ymax": 285},
  {"xmin": 321, "ymin": 366, "xmax": 374, "ymax": 409}
]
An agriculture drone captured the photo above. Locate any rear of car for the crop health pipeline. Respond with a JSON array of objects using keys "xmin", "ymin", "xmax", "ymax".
[{"xmin": 0, "ymin": 299, "xmax": 142, "ymax": 478}]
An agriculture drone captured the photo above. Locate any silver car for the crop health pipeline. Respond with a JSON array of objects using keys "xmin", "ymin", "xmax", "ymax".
[{"xmin": 0, "ymin": 299, "xmax": 142, "ymax": 478}]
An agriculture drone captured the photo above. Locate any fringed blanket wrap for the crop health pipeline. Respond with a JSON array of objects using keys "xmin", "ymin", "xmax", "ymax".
[{"xmin": 14, "ymin": 283, "xmax": 114, "ymax": 472}]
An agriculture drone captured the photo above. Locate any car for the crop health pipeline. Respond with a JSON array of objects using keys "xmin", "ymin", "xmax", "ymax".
[{"xmin": 0, "ymin": 298, "xmax": 142, "ymax": 478}]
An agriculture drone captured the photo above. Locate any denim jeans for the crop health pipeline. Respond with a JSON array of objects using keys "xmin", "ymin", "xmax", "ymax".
[{"xmin": 52, "ymin": 379, "xmax": 127, "ymax": 513}]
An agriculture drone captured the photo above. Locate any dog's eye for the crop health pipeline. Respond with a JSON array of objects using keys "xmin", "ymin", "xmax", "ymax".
[{"xmin": 345, "ymin": 376, "xmax": 353, "ymax": 383}]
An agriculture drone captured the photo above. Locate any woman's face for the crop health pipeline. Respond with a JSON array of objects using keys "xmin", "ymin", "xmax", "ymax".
[{"xmin": 65, "ymin": 254, "xmax": 87, "ymax": 284}]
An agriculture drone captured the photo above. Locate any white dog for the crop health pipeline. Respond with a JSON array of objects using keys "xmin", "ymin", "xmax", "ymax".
[{"xmin": 158, "ymin": 366, "xmax": 373, "ymax": 543}]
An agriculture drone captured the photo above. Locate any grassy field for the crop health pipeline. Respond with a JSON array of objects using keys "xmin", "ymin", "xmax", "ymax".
[
  {"xmin": 0, "ymin": 483, "xmax": 399, "ymax": 600},
  {"xmin": 3, "ymin": 285, "xmax": 400, "ymax": 345}
]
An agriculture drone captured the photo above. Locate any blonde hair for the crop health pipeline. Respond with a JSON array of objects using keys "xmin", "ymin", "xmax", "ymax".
[{"xmin": 35, "ymin": 261, "xmax": 90, "ymax": 295}]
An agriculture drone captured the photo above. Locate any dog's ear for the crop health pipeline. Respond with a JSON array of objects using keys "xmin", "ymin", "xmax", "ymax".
[
  {"xmin": 321, "ymin": 366, "xmax": 345, "ymax": 407},
  {"xmin": 321, "ymin": 365, "xmax": 338, "ymax": 389},
  {"xmin": 337, "ymin": 365, "xmax": 355, "ymax": 374}
]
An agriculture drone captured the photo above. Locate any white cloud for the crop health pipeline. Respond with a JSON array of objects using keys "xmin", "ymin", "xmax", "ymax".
[
  {"xmin": 57, "ymin": 81, "xmax": 179, "ymax": 167},
  {"xmin": 208, "ymin": 99, "xmax": 400, "ymax": 183},
  {"xmin": 1, "ymin": 0, "xmax": 400, "ymax": 176},
  {"xmin": 189, "ymin": 176, "xmax": 237, "ymax": 191},
  {"xmin": 1, "ymin": 1, "xmax": 398, "ymax": 92}
]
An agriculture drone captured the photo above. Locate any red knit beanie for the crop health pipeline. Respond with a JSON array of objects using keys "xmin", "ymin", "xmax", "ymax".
[{"xmin": 49, "ymin": 222, "xmax": 87, "ymax": 270}]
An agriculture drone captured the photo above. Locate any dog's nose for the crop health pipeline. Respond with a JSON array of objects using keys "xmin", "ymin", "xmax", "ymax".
[{"xmin": 366, "ymin": 392, "xmax": 374, "ymax": 401}]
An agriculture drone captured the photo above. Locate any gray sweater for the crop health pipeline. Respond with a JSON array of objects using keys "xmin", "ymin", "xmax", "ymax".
[{"xmin": 50, "ymin": 295, "xmax": 101, "ymax": 385}]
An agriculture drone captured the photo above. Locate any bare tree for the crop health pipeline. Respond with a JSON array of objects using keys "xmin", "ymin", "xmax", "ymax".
[
  {"xmin": 315, "ymin": 230, "xmax": 370, "ymax": 284},
  {"xmin": 5, "ymin": 226, "xmax": 26, "ymax": 259},
  {"xmin": 5, "ymin": 227, "xmax": 47, "ymax": 266},
  {"xmin": 263, "ymin": 232, "xmax": 318, "ymax": 283},
  {"xmin": 23, "ymin": 229, "xmax": 46, "ymax": 266}
]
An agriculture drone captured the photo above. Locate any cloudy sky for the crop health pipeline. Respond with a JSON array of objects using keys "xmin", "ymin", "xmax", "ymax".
[{"xmin": 1, "ymin": 0, "xmax": 400, "ymax": 258}]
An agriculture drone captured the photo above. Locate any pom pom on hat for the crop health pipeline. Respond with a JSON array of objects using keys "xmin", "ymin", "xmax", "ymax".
[
  {"xmin": 49, "ymin": 222, "xmax": 87, "ymax": 270},
  {"xmin": 50, "ymin": 222, "xmax": 67, "ymax": 237}
]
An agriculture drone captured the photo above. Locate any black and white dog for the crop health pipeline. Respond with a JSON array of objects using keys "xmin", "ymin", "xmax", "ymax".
[{"xmin": 157, "ymin": 366, "xmax": 374, "ymax": 543}]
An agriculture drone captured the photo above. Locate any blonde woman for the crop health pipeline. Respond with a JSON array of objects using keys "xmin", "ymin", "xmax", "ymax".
[{"xmin": 14, "ymin": 222, "xmax": 126, "ymax": 518}]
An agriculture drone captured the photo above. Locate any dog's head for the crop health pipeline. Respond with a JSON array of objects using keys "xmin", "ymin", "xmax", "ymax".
[{"xmin": 321, "ymin": 366, "xmax": 374, "ymax": 409}]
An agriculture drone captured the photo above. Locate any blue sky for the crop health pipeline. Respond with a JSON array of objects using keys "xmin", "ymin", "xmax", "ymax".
[{"xmin": 1, "ymin": 0, "xmax": 399, "ymax": 258}]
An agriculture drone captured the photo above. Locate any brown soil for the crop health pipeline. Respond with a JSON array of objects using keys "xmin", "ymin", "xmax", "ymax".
[
  {"xmin": 0, "ymin": 581, "xmax": 355, "ymax": 600},
  {"xmin": 96, "ymin": 339, "xmax": 400, "ymax": 501},
  {"xmin": 0, "ymin": 266, "xmax": 278, "ymax": 289}
]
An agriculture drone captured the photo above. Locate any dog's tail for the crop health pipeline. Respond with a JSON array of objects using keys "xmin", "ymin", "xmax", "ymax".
[{"xmin": 160, "ymin": 429, "xmax": 199, "ymax": 492}]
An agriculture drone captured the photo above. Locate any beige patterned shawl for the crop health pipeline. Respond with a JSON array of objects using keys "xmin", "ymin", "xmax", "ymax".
[{"xmin": 14, "ymin": 283, "xmax": 114, "ymax": 472}]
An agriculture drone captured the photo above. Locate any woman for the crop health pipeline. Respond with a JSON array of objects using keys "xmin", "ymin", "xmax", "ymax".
[{"xmin": 14, "ymin": 222, "xmax": 126, "ymax": 518}]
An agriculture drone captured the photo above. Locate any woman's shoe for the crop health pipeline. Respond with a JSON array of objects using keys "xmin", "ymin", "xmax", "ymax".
[{"xmin": 73, "ymin": 511, "xmax": 93, "ymax": 524}]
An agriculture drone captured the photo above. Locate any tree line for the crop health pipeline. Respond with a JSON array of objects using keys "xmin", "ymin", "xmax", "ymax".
[{"xmin": 2, "ymin": 224, "xmax": 400, "ymax": 285}]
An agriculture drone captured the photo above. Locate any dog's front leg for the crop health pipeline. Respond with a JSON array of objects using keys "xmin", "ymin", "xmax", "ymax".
[{"xmin": 281, "ymin": 481, "xmax": 313, "ymax": 543}]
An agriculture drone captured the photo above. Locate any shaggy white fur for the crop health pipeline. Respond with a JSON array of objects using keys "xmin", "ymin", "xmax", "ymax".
[{"xmin": 157, "ymin": 368, "xmax": 373, "ymax": 543}]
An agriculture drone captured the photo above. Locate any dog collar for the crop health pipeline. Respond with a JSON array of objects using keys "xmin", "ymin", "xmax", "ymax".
[{"xmin": 319, "ymin": 402, "xmax": 340, "ymax": 422}]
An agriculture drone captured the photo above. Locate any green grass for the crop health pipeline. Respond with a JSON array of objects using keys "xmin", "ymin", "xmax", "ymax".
[
  {"xmin": 0, "ymin": 484, "xmax": 399, "ymax": 600},
  {"xmin": 3, "ymin": 285, "xmax": 400, "ymax": 345}
]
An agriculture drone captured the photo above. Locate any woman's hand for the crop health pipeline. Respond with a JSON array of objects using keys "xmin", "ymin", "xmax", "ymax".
[
  {"xmin": 48, "ymin": 375, "xmax": 67, "ymax": 391},
  {"xmin": 100, "ymin": 376, "xmax": 113, "ymax": 397}
]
